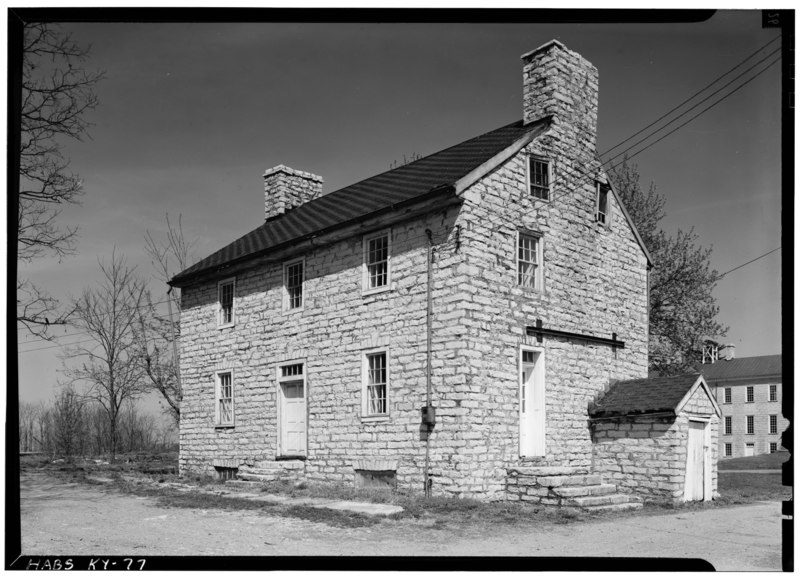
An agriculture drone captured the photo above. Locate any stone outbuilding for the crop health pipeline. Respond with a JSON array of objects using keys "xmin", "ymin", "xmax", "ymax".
[{"xmin": 589, "ymin": 374, "xmax": 721, "ymax": 503}]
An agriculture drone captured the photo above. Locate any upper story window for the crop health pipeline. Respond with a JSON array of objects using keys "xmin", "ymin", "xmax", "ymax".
[
  {"xmin": 746, "ymin": 415, "xmax": 754, "ymax": 435},
  {"xmin": 723, "ymin": 387, "xmax": 732, "ymax": 404},
  {"xmin": 528, "ymin": 157, "xmax": 550, "ymax": 201},
  {"xmin": 517, "ymin": 232, "xmax": 543, "ymax": 290},
  {"xmin": 746, "ymin": 386, "xmax": 754, "ymax": 403},
  {"xmin": 596, "ymin": 182, "xmax": 610, "ymax": 225},
  {"xmin": 769, "ymin": 384, "xmax": 777, "ymax": 402},
  {"xmin": 724, "ymin": 416, "xmax": 732, "ymax": 435},
  {"xmin": 769, "ymin": 415, "xmax": 778, "ymax": 435},
  {"xmin": 218, "ymin": 278, "xmax": 235, "ymax": 327},
  {"xmin": 363, "ymin": 349, "xmax": 389, "ymax": 418},
  {"xmin": 215, "ymin": 371, "xmax": 234, "ymax": 427},
  {"xmin": 363, "ymin": 231, "xmax": 391, "ymax": 294},
  {"xmin": 284, "ymin": 258, "xmax": 304, "ymax": 311}
]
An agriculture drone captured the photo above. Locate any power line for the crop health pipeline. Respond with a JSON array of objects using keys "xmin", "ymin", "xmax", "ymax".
[
  {"xmin": 18, "ymin": 336, "xmax": 101, "ymax": 355},
  {"xmin": 602, "ymin": 50, "xmax": 781, "ymax": 169},
  {"xmin": 599, "ymin": 35, "xmax": 781, "ymax": 159},
  {"xmin": 718, "ymin": 247, "xmax": 781, "ymax": 280}
]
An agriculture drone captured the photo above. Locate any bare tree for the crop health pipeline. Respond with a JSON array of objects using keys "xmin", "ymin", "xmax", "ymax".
[
  {"xmin": 51, "ymin": 384, "xmax": 87, "ymax": 458},
  {"xmin": 136, "ymin": 214, "xmax": 196, "ymax": 423},
  {"xmin": 64, "ymin": 252, "xmax": 148, "ymax": 462},
  {"xmin": 19, "ymin": 401, "xmax": 43, "ymax": 452},
  {"xmin": 17, "ymin": 23, "xmax": 104, "ymax": 338}
]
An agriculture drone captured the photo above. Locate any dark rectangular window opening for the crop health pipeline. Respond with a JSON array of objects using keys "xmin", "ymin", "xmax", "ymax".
[
  {"xmin": 215, "ymin": 466, "xmax": 238, "ymax": 481},
  {"xmin": 354, "ymin": 469, "xmax": 397, "ymax": 490},
  {"xmin": 529, "ymin": 157, "xmax": 549, "ymax": 200}
]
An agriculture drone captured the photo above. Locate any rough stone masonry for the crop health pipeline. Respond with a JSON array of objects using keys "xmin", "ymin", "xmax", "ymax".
[{"xmin": 176, "ymin": 39, "xmax": 650, "ymax": 499}]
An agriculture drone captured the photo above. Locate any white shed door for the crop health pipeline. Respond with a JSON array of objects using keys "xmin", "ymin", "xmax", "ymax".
[
  {"xmin": 520, "ymin": 349, "xmax": 545, "ymax": 457},
  {"xmin": 684, "ymin": 420, "xmax": 706, "ymax": 501},
  {"xmin": 280, "ymin": 381, "xmax": 306, "ymax": 456},
  {"xmin": 744, "ymin": 443, "xmax": 755, "ymax": 457}
]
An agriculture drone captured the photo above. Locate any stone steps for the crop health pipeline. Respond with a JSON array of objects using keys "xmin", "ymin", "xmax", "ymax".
[
  {"xmin": 536, "ymin": 474, "xmax": 603, "ymax": 487},
  {"xmin": 552, "ymin": 483, "xmax": 617, "ymax": 498},
  {"xmin": 583, "ymin": 501, "xmax": 644, "ymax": 513},
  {"xmin": 562, "ymin": 493, "xmax": 631, "ymax": 507},
  {"xmin": 235, "ymin": 460, "xmax": 305, "ymax": 484}
]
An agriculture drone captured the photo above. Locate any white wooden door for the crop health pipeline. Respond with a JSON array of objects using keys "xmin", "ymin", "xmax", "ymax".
[
  {"xmin": 744, "ymin": 443, "xmax": 755, "ymax": 457},
  {"xmin": 280, "ymin": 381, "xmax": 306, "ymax": 456},
  {"xmin": 684, "ymin": 420, "xmax": 706, "ymax": 501},
  {"xmin": 520, "ymin": 349, "xmax": 545, "ymax": 457}
]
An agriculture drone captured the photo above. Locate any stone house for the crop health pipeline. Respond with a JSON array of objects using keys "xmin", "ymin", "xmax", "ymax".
[
  {"xmin": 697, "ymin": 351, "xmax": 785, "ymax": 458},
  {"xmin": 170, "ymin": 40, "xmax": 666, "ymax": 505}
]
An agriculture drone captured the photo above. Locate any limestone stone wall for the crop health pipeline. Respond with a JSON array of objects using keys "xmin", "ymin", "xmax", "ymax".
[{"xmin": 591, "ymin": 388, "xmax": 719, "ymax": 502}]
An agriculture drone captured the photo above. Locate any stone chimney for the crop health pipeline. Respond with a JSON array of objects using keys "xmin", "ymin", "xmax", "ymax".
[
  {"xmin": 263, "ymin": 165, "xmax": 323, "ymax": 221},
  {"xmin": 521, "ymin": 40, "xmax": 599, "ymax": 154},
  {"xmin": 718, "ymin": 343, "xmax": 736, "ymax": 361}
]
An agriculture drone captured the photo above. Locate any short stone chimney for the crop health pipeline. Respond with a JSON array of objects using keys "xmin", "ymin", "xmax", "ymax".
[
  {"xmin": 263, "ymin": 165, "xmax": 323, "ymax": 221},
  {"xmin": 718, "ymin": 344, "xmax": 736, "ymax": 361},
  {"xmin": 521, "ymin": 40, "xmax": 599, "ymax": 153}
]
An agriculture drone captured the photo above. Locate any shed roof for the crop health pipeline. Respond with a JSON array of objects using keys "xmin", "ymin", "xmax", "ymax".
[
  {"xmin": 170, "ymin": 118, "xmax": 550, "ymax": 286},
  {"xmin": 696, "ymin": 355, "xmax": 782, "ymax": 383},
  {"xmin": 589, "ymin": 374, "xmax": 719, "ymax": 418}
]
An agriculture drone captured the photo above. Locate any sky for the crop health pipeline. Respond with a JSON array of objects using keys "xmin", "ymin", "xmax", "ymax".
[{"xmin": 15, "ymin": 10, "xmax": 784, "ymax": 409}]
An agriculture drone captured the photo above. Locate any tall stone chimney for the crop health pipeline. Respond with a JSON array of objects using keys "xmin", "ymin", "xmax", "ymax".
[
  {"xmin": 521, "ymin": 40, "xmax": 599, "ymax": 154},
  {"xmin": 263, "ymin": 165, "xmax": 323, "ymax": 221}
]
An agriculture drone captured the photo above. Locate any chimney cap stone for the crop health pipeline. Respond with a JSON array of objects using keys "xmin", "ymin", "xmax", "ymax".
[
  {"xmin": 263, "ymin": 164, "xmax": 324, "ymax": 183},
  {"xmin": 520, "ymin": 39, "xmax": 570, "ymax": 61}
]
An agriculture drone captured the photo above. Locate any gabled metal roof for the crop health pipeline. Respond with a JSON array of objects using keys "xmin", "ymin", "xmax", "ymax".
[
  {"xmin": 170, "ymin": 118, "xmax": 550, "ymax": 286},
  {"xmin": 697, "ymin": 355, "xmax": 783, "ymax": 383}
]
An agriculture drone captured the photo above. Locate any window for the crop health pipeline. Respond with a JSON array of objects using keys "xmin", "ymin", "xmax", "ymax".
[
  {"xmin": 363, "ymin": 231, "xmax": 390, "ymax": 293},
  {"xmin": 770, "ymin": 415, "xmax": 778, "ymax": 435},
  {"xmin": 724, "ymin": 443, "xmax": 732, "ymax": 457},
  {"xmin": 595, "ymin": 181, "xmax": 610, "ymax": 225},
  {"xmin": 746, "ymin": 386, "xmax": 754, "ymax": 403},
  {"xmin": 723, "ymin": 387, "xmax": 732, "ymax": 404},
  {"xmin": 215, "ymin": 371, "xmax": 234, "ymax": 427},
  {"xmin": 746, "ymin": 415, "xmax": 754, "ymax": 435},
  {"xmin": 769, "ymin": 384, "xmax": 777, "ymax": 402},
  {"xmin": 218, "ymin": 278, "xmax": 235, "ymax": 327},
  {"xmin": 284, "ymin": 259, "xmax": 304, "ymax": 310},
  {"xmin": 517, "ymin": 232, "xmax": 543, "ymax": 289},
  {"xmin": 528, "ymin": 157, "xmax": 550, "ymax": 200},
  {"xmin": 724, "ymin": 416, "xmax": 732, "ymax": 435},
  {"xmin": 363, "ymin": 350, "xmax": 388, "ymax": 417},
  {"xmin": 770, "ymin": 443, "xmax": 778, "ymax": 454}
]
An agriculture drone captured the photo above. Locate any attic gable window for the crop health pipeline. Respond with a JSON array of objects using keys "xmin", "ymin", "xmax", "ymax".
[
  {"xmin": 517, "ymin": 232, "xmax": 543, "ymax": 290},
  {"xmin": 363, "ymin": 231, "xmax": 391, "ymax": 294},
  {"xmin": 596, "ymin": 181, "xmax": 610, "ymax": 225},
  {"xmin": 218, "ymin": 278, "xmax": 235, "ymax": 328},
  {"xmin": 284, "ymin": 258, "xmax": 304, "ymax": 311},
  {"xmin": 528, "ymin": 157, "xmax": 550, "ymax": 201}
]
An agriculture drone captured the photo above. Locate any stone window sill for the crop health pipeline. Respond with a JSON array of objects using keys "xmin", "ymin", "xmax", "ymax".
[
  {"xmin": 215, "ymin": 424, "xmax": 235, "ymax": 430},
  {"xmin": 361, "ymin": 414, "xmax": 390, "ymax": 424}
]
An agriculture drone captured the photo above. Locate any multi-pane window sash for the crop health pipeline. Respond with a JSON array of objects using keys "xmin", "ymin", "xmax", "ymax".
[
  {"xmin": 366, "ymin": 352, "xmax": 387, "ymax": 416},
  {"xmin": 366, "ymin": 235, "xmax": 389, "ymax": 289},
  {"xmin": 596, "ymin": 182, "xmax": 610, "ymax": 225},
  {"xmin": 518, "ymin": 234, "xmax": 541, "ymax": 289},
  {"xmin": 770, "ymin": 443, "xmax": 778, "ymax": 454},
  {"xmin": 769, "ymin": 385, "xmax": 777, "ymax": 402},
  {"xmin": 770, "ymin": 415, "xmax": 778, "ymax": 435},
  {"xmin": 746, "ymin": 386, "xmax": 754, "ymax": 403},
  {"xmin": 285, "ymin": 261, "xmax": 303, "ymax": 309},
  {"xmin": 218, "ymin": 372, "xmax": 233, "ymax": 426},
  {"xmin": 724, "ymin": 416, "xmax": 732, "ymax": 435},
  {"xmin": 746, "ymin": 415, "xmax": 754, "ymax": 435},
  {"xmin": 219, "ymin": 280, "xmax": 234, "ymax": 325},
  {"xmin": 724, "ymin": 387, "xmax": 731, "ymax": 404},
  {"xmin": 529, "ymin": 157, "xmax": 549, "ymax": 200},
  {"xmin": 725, "ymin": 443, "xmax": 732, "ymax": 457},
  {"xmin": 281, "ymin": 363, "xmax": 303, "ymax": 378}
]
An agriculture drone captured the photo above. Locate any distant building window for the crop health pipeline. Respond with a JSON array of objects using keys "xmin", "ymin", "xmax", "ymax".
[
  {"xmin": 517, "ymin": 232, "xmax": 543, "ymax": 290},
  {"xmin": 770, "ymin": 443, "xmax": 778, "ymax": 454},
  {"xmin": 363, "ymin": 350, "xmax": 388, "ymax": 417},
  {"xmin": 528, "ymin": 157, "xmax": 550, "ymax": 201},
  {"xmin": 746, "ymin": 386, "xmax": 754, "ymax": 403},
  {"xmin": 769, "ymin": 385, "xmax": 777, "ymax": 402},
  {"xmin": 218, "ymin": 278, "xmax": 235, "ymax": 327},
  {"xmin": 363, "ymin": 231, "xmax": 390, "ymax": 293},
  {"xmin": 724, "ymin": 416, "xmax": 732, "ymax": 435},
  {"xmin": 724, "ymin": 443, "xmax": 732, "ymax": 457},
  {"xmin": 746, "ymin": 415, "xmax": 754, "ymax": 435},
  {"xmin": 284, "ymin": 258, "xmax": 304, "ymax": 310},
  {"xmin": 216, "ymin": 371, "xmax": 234, "ymax": 427},
  {"xmin": 770, "ymin": 415, "xmax": 778, "ymax": 435},
  {"xmin": 595, "ymin": 181, "xmax": 610, "ymax": 225},
  {"xmin": 723, "ymin": 387, "xmax": 732, "ymax": 404}
]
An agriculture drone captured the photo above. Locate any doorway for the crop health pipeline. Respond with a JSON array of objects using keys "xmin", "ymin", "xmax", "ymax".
[
  {"xmin": 520, "ymin": 347, "xmax": 545, "ymax": 457},
  {"xmin": 684, "ymin": 419, "xmax": 709, "ymax": 501},
  {"xmin": 278, "ymin": 362, "xmax": 307, "ymax": 457}
]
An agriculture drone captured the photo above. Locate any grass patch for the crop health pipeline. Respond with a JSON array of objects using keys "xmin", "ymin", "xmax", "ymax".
[
  {"xmin": 719, "ymin": 452, "xmax": 789, "ymax": 470},
  {"xmin": 716, "ymin": 472, "xmax": 791, "ymax": 504}
]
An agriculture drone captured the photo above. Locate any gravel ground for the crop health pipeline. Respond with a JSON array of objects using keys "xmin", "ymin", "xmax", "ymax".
[{"xmin": 18, "ymin": 471, "xmax": 783, "ymax": 570}]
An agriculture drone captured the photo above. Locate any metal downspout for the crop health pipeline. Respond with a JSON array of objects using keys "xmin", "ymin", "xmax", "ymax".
[{"xmin": 424, "ymin": 228, "xmax": 434, "ymax": 497}]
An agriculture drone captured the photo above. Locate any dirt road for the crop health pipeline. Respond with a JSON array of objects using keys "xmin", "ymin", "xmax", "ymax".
[{"xmin": 18, "ymin": 472, "xmax": 782, "ymax": 570}]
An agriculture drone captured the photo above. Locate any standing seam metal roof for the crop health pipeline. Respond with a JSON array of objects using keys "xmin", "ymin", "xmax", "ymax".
[
  {"xmin": 170, "ymin": 118, "xmax": 549, "ymax": 286},
  {"xmin": 696, "ymin": 355, "xmax": 782, "ymax": 382}
]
